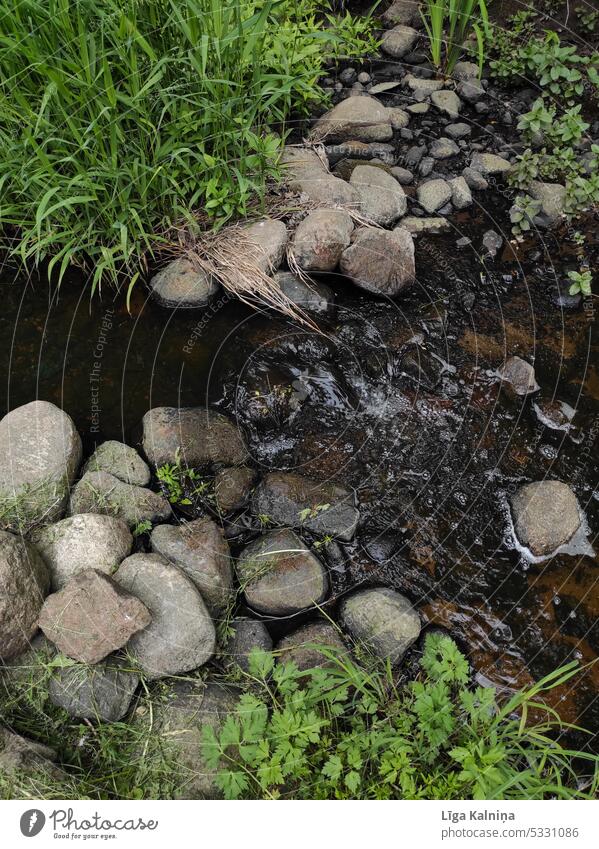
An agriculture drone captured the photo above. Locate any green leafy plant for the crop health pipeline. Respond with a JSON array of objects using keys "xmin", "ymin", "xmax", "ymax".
[
  {"xmin": 132, "ymin": 519, "xmax": 153, "ymax": 537},
  {"xmin": 0, "ymin": 0, "xmax": 376, "ymax": 293},
  {"xmin": 567, "ymin": 268, "xmax": 593, "ymax": 296},
  {"xmin": 203, "ymin": 636, "xmax": 599, "ymax": 800},
  {"xmin": 577, "ymin": 4, "xmax": 599, "ymax": 33},
  {"xmin": 517, "ymin": 98, "xmax": 555, "ymax": 140},
  {"xmin": 421, "ymin": 0, "xmax": 490, "ymax": 76},
  {"xmin": 298, "ymin": 503, "xmax": 330, "ymax": 522},
  {"xmin": 509, "ymin": 195, "xmax": 542, "ymax": 238}
]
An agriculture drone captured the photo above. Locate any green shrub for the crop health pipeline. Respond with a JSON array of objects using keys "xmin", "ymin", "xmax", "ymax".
[
  {"xmin": 203, "ymin": 635, "xmax": 599, "ymax": 800},
  {"xmin": 420, "ymin": 0, "xmax": 490, "ymax": 76},
  {"xmin": 0, "ymin": 0, "xmax": 377, "ymax": 292}
]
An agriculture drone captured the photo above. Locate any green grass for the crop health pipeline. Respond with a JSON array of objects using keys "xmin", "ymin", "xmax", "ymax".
[
  {"xmin": 0, "ymin": 0, "xmax": 377, "ymax": 295},
  {"xmin": 420, "ymin": 0, "xmax": 490, "ymax": 76}
]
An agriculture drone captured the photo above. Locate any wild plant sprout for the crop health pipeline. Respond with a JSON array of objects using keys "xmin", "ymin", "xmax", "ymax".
[{"xmin": 420, "ymin": 0, "xmax": 490, "ymax": 76}]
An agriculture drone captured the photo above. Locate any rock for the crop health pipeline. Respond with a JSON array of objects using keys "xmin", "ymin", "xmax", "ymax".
[
  {"xmin": 533, "ymin": 399, "xmax": 575, "ymax": 432},
  {"xmin": 482, "ymin": 229, "xmax": 503, "ymax": 258},
  {"xmin": 470, "ymin": 152, "xmax": 511, "ymax": 176},
  {"xmin": 402, "ymin": 216, "xmax": 451, "ymax": 235},
  {"xmin": 31, "ymin": 514, "xmax": 132, "ymax": 591},
  {"xmin": 251, "ymin": 471, "xmax": 359, "ymax": 541},
  {"xmin": 290, "ymin": 209, "xmax": 354, "ymax": 272},
  {"xmin": 381, "ymin": 26, "xmax": 419, "ymax": 59},
  {"xmin": 445, "ymin": 122, "xmax": 471, "ymax": 139},
  {"xmin": 0, "ymin": 727, "xmax": 66, "ymax": 785},
  {"xmin": 0, "ymin": 401, "xmax": 82, "ymax": 532},
  {"xmin": 115, "ymin": 553, "xmax": 215, "ymax": 679},
  {"xmin": 358, "ymin": 72, "xmax": 371, "ymax": 84},
  {"xmin": 282, "ymin": 146, "xmax": 359, "ymax": 207},
  {"xmin": 150, "ymin": 518, "xmax": 233, "ymax": 616},
  {"xmin": 391, "ymin": 166, "xmax": 414, "ymax": 185},
  {"xmin": 418, "ymin": 156, "xmax": 434, "ymax": 177},
  {"xmin": 214, "ymin": 466, "xmax": 257, "ymax": 514},
  {"xmin": 463, "ymin": 167, "xmax": 488, "ymax": 190},
  {"xmin": 529, "ymin": 181, "xmax": 567, "ymax": 227},
  {"xmin": 389, "ymin": 107, "xmax": 410, "ymax": 130},
  {"xmin": 224, "ymin": 618, "xmax": 273, "ymax": 672},
  {"xmin": 146, "ymin": 680, "xmax": 239, "ymax": 798},
  {"xmin": 448, "ymin": 176, "xmax": 473, "ymax": 210},
  {"xmin": 69, "ymin": 470, "xmax": 171, "ymax": 528},
  {"xmin": 339, "ymin": 67, "xmax": 357, "ymax": 85},
  {"xmin": 417, "ymin": 178, "xmax": 452, "ymax": 214},
  {"xmin": 341, "ymin": 587, "xmax": 420, "ymax": 664},
  {"xmin": 48, "ymin": 657, "xmax": 140, "ymax": 722},
  {"xmin": 273, "ymin": 271, "xmax": 334, "ymax": 315},
  {"xmin": 38, "ymin": 569, "xmax": 151, "ymax": 664},
  {"xmin": 431, "ymin": 90, "xmax": 461, "ymax": 119},
  {"xmin": 326, "ymin": 140, "xmax": 396, "ymax": 168},
  {"xmin": 404, "ymin": 74, "xmax": 444, "ymax": 94},
  {"xmin": 83, "ymin": 441, "xmax": 150, "ymax": 486},
  {"xmin": 350, "ymin": 165, "xmax": 407, "ymax": 225},
  {"xmin": 0, "ymin": 530, "xmax": 49, "ymax": 660},
  {"xmin": 404, "ymin": 145, "xmax": 426, "ymax": 168},
  {"xmin": 236, "ymin": 528, "xmax": 328, "ymax": 616},
  {"xmin": 499, "ymin": 356, "xmax": 539, "ymax": 397},
  {"xmin": 276, "ymin": 620, "xmax": 346, "ymax": 671},
  {"xmin": 407, "ymin": 101, "xmax": 429, "ymax": 114},
  {"xmin": 244, "ymin": 219, "xmax": 288, "ymax": 275},
  {"xmin": 458, "ymin": 78, "xmax": 485, "ymax": 102},
  {"xmin": 429, "ymin": 137, "xmax": 460, "ymax": 159},
  {"xmin": 148, "ymin": 258, "xmax": 219, "ymax": 309},
  {"xmin": 510, "ymin": 481, "xmax": 582, "ymax": 556},
  {"xmin": 142, "ymin": 406, "xmax": 246, "ymax": 469},
  {"xmin": 313, "ymin": 96, "xmax": 393, "ymax": 143},
  {"xmin": 382, "ymin": 0, "xmax": 421, "ymax": 26},
  {"xmin": 340, "ymin": 226, "xmax": 415, "ymax": 297},
  {"xmin": 452, "ymin": 61, "xmax": 480, "ymax": 81}
]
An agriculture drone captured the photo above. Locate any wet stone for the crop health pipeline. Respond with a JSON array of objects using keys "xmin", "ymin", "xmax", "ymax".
[
  {"xmin": 142, "ymin": 407, "xmax": 247, "ymax": 469},
  {"xmin": 214, "ymin": 466, "xmax": 258, "ymax": 514},
  {"xmin": 340, "ymin": 587, "xmax": 421, "ymax": 665},
  {"xmin": 276, "ymin": 620, "xmax": 346, "ymax": 671},
  {"xmin": 510, "ymin": 481, "xmax": 582, "ymax": 557},
  {"xmin": 499, "ymin": 356, "xmax": 539, "ymax": 397}
]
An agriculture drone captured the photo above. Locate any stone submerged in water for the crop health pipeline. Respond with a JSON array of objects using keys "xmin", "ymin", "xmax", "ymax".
[
  {"xmin": 224, "ymin": 617, "xmax": 273, "ymax": 672},
  {"xmin": 38, "ymin": 569, "xmax": 151, "ymax": 664},
  {"xmin": 499, "ymin": 356, "xmax": 539, "ymax": 396},
  {"xmin": 510, "ymin": 481, "xmax": 582, "ymax": 556},
  {"xmin": 290, "ymin": 208, "xmax": 354, "ymax": 272},
  {"xmin": 31, "ymin": 513, "xmax": 133, "ymax": 590},
  {"xmin": 150, "ymin": 517, "xmax": 233, "ymax": 616},
  {"xmin": 83, "ymin": 440, "xmax": 150, "ymax": 486},
  {"xmin": 237, "ymin": 528, "xmax": 328, "ymax": 616},
  {"xmin": 69, "ymin": 470, "xmax": 171, "ymax": 528},
  {"xmin": 276, "ymin": 620, "xmax": 346, "ymax": 671},
  {"xmin": 148, "ymin": 258, "xmax": 219, "ymax": 309},
  {"xmin": 115, "ymin": 552, "xmax": 215, "ymax": 679},
  {"xmin": 349, "ymin": 165, "xmax": 407, "ymax": 226},
  {"xmin": 48, "ymin": 656, "xmax": 140, "ymax": 722},
  {"xmin": 313, "ymin": 96, "xmax": 393, "ymax": 143},
  {"xmin": 340, "ymin": 226, "xmax": 415, "ymax": 297},
  {"xmin": 251, "ymin": 471, "xmax": 359, "ymax": 542},
  {"xmin": 142, "ymin": 406, "xmax": 247, "ymax": 469},
  {"xmin": 341, "ymin": 587, "xmax": 421, "ymax": 665},
  {"xmin": 273, "ymin": 271, "xmax": 334, "ymax": 316},
  {"xmin": 0, "ymin": 401, "xmax": 82, "ymax": 532},
  {"xmin": 0, "ymin": 530, "xmax": 50, "ymax": 660}
]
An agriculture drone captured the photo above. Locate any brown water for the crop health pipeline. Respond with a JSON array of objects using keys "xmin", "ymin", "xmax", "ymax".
[{"xmin": 1, "ymin": 198, "xmax": 598, "ymax": 738}]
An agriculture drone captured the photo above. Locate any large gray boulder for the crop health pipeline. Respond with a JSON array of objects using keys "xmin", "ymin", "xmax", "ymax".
[
  {"xmin": 340, "ymin": 587, "xmax": 421, "ymax": 665},
  {"xmin": 142, "ymin": 407, "xmax": 247, "ymax": 469},
  {"xmin": 510, "ymin": 481, "xmax": 582, "ymax": 557},
  {"xmin": 38, "ymin": 569, "xmax": 151, "ymax": 664},
  {"xmin": 69, "ymin": 470, "xmax": 171, "ymax": 528},
  {"xmin": 237, "ymin": 528, "xmax": 329, "ymax": 616},
  {"xmin": 251, "ymin": 472, "xmax": 359, "ymax": 541},
  {"xmin": 313, "ymin": 96, "xmax": 393, "ymax": 143},
  {"xmin": 381, "ymin": 25, "xmax": 419, "ymax": 59},
  {"xmin": 149, "ymin": 258, "xmax": 219, "ymax": 309},
  {"xmin": 244, "ymin": 219, "xmax": 288, "ymax": 275},
  {"xmin": 48, "ymin": 656, "xmax": 140, "ymax": 722},
  {"xmin": 0, "ymin": 530, "xmax": 49, "ymax": 660},
  {"xmin": 31, "ymin": 513, "xmax": 132, "ymax": 590},
  {"xmin": 0, "ymin": 401, "xmax": 82, "ymax": 532},
  {"xmin": 143, "ymin": 679, "xmax": 239, "ymax": 798},
  {"xmin": 115, "ymin": 553, "xmax": 215, "ymax": 679},
  {"xmin": 282, "ymin": 146, "xmax": 359, "ymax": 207},
  {"xmin": 276, "ymin": 620, "xmax": 346, "ymax": 671},
  {"xmin": 340, "ymin": 226, "xmax": 415, "ymax": 297},
  {"xmin": 150, "ymin": 518, "xmax": 233, "ymax": 617},
  {"xmin": 83, "ymin": 441, "xmax": 150, "ymax": 486},
  {"xmin": 290, "ymin": 209, "xmax": 354, "ymax": 272},
  {"xmin": 350, "ymin": 165, "xmax": 407, "ymax": 226}
]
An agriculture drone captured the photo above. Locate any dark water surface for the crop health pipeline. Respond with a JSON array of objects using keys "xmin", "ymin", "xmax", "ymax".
[{"xmin": 1, "ymin": 199, "xmax": 598, "ymax": 736}]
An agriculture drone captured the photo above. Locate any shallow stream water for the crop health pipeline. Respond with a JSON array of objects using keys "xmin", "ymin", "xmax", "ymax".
[{"xmin": 1, "ymin": 194, "xmax": 598, "ymax": 737}]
